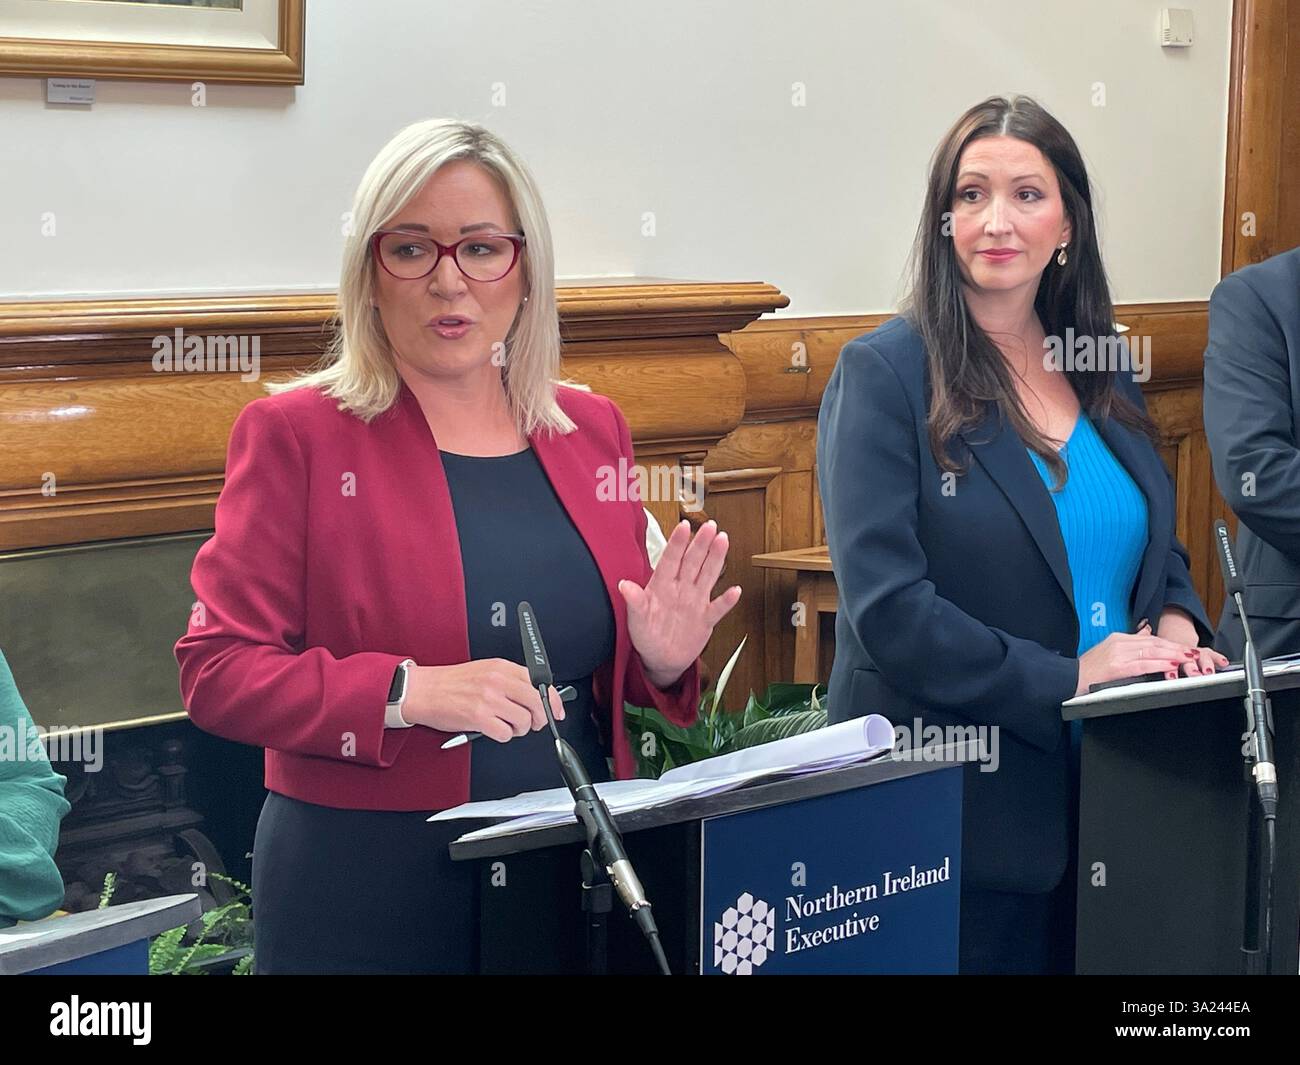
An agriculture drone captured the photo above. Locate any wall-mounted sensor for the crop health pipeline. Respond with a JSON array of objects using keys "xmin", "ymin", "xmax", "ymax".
[{"xmin": 1161, "ymin": 8, "xmax": 1194, "ymax": 47}]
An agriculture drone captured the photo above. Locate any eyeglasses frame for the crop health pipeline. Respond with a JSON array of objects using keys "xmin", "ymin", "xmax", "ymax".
[{"xmin": 370, "ymin": 230, "xmax": 527, "ymax": 282}]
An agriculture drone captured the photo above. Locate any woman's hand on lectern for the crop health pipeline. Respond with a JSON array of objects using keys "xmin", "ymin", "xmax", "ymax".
[
  {"xmin": 1156, "ymin": 606, "xmax": 1230, "ymax": 677},
  {"xmin": 1074, "ymin": 623, "xmax": 1201, "ymax": 696}
]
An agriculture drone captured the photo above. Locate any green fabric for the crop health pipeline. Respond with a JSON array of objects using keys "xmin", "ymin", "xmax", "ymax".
[{"xmin": 0, "ymin": 649, "xmax": 70, "ymax": 927}]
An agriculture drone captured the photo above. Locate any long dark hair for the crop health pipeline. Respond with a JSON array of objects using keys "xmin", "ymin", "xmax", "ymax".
[{"xmin": 902, "ymin": 95, "xmax": 1156, "ymax": 486}]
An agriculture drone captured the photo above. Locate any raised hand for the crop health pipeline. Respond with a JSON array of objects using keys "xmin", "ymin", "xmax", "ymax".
[{"xmin": 618, "ymin": 519, "xmax": 742, "ymax": 688}]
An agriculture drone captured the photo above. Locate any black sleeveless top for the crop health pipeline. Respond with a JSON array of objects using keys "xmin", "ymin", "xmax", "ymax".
[{"xmin": 439, "ymin": 448, "xmax": 616, "ymax": 802}]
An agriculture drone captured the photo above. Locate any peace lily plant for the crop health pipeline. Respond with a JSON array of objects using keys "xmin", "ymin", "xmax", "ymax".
[{"xmin": 623, "ymin": 636, "xmax": 829, "ymax": 778}]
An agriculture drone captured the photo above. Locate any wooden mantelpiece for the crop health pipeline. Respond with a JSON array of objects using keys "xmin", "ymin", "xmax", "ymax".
[{"xmin": 0, "ymin": 280, "xmax": 788, "ymax": 551}]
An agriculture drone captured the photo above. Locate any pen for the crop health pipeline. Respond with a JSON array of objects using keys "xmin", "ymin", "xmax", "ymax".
[{"xmin": 440, "ymin": 684, "xmax": 577, "ymax": 749}]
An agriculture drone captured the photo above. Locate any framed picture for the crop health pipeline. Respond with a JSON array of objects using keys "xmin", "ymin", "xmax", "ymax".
[{"xmin": 0, "ymin": 0, "xmax": 304, "ymax": 84}]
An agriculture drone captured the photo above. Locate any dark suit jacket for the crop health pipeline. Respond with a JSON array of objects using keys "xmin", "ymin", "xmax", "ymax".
[
  {"xmin": 817, "ymin": 315, "xmax": 1212, "ymax": 894},
  {"xmin": 175, "ymin": 380, "xmax": 699, "ymax": 812},
  {"xmin": 1204, "ymin": 246, "xmax": 1300, "ymax": 660}
]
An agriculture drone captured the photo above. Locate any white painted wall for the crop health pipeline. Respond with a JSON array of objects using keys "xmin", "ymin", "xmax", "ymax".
[{"xmin": 0, "ymin": 0, "xmax": 1233, "ymax": 312}]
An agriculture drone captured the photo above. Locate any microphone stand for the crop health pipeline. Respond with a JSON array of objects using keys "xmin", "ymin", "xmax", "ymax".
[
  {"xmin": 1234, "ymin": 600, "xmax": 1278, "ymax": 975},
  {"xmin": 518, "ymin": 602, "xmax": 671, "ymax": 975},
  {"xmin": 580, "ymin": 849, "xmax": 613, "ymax": 976},
  {"xmin": 1215, "ymin": 521, "xmax": 1279, "ymax": 975}
]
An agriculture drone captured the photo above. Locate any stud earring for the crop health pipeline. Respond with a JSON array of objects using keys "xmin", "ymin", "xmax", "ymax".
[{"xmin": 1057, "ymin": 243, "xmax": 1069, "ymax": 267}]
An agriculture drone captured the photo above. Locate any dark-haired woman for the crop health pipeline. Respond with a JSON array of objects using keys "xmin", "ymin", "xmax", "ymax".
[{"xmin": 817, "ymin": 96, "xmax": 1225, "ymax": 974}]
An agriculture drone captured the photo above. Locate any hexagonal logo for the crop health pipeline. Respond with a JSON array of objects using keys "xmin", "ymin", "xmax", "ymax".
[{"xmin": 713, "ymin": 891, "xmax": 775, "ymax": 974}]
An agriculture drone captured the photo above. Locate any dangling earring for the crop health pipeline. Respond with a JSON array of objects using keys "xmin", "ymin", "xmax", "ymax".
[{"xmin": 1057, "ymin": 243, "xmax": 1069, "ymax": 266}]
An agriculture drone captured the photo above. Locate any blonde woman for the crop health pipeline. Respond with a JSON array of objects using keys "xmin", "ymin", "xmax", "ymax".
[{"xmin": 175, "ymin": 120, "xmax": 740, "ymax": 973}]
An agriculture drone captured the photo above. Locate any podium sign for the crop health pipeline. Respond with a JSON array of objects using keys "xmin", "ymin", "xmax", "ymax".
[
  {"xmin": 454, "ymin": 753, "xmax": 967, "ymax": 974},
  {"xmin": 700, "ymin": 768, "xmax": 961, "ymax": 974}
]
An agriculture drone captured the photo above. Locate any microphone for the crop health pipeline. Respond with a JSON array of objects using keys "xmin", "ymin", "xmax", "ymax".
[
  {"xmin": 516, "ymin": 601, "xmax": 670, "ymax": 974},
  {"xmin": 518, "ymin": 599, "xmax": 560, "ymax": 738},
  {"xmin": 1213, "ymin": 521, "xmax": 1278, "ymax": 818}
]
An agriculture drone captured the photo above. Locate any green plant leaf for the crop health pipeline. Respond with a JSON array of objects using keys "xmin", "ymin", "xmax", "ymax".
[
  {"xmin": 624, "ymin": 702, "xmax": 707, "ymax": 747},
  {"xmin": 176, "ymin": 944, "xmax": 231, "ymax": 973},
  {"xmin": 626, "ymin": 658, "xmax": 831, "ymax": 775},
  {"xmin": 148, "ymin": 926, "xmax": 186, "ymax": 976},
  {"xmin": 762, "ymin": 682, "xmax": 819, "ymax": 713},
  {"xmin": 741, "ymin": 692, "xmax": 773, "ymax": 728},
  {"xmin": 208, "ymin": 870, "xmax": 252, "ymax": 898},
  {"xmin": 721, "ymin": 709, "xmax": 828, "ymax": 752},
  {"xmin": 97, "ymin": 872, "xmax": 117, "ymax": 910},
  {"xmin": 624, "ymin": 701, "xmax": 714, "ymax": 778}
]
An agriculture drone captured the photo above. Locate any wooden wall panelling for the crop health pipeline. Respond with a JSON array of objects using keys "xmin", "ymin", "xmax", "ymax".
[
  {"xmin": 1115, "ymin": 302, "xmax": 1229, "ymax": 620},
  {"xmin": 1222, "ymin": 0, "xmax": 1300, "ymax": 273},
  {"xmin": 693, "ymin": 467, "xmax": 782, "ymax": 701},
  {"xmin": 1144, "ymin": 384, "xmax": 1232, "ymax": 624},
  {"xmin": 704, "ymin": 420, "xmax": 814, "ymax": 687},
  {"xmin": 0, "ymin": 281, "xmax": 785, "ymax": 552},
  {"xmin": 721, "ymin": 313, "xmax": 888, "ymax": 418},
  {"xmin": 715, "ymin": 315, "xmax": 883, "ymax": 688}
]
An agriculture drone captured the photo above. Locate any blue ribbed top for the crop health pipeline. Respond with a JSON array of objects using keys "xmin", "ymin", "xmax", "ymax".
[{"xmin": 1027, "ymin": 414, "xmax": 1148, "ymax": 656}]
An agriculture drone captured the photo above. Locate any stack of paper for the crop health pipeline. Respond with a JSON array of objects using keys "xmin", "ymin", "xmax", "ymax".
[
  {"xmin": 1063, "ymin": 653, "xmax": 1300, "ymax": 708},
  {"xmin": 429, "ymin": 714, "xmax": 895, "ymax": 843}
]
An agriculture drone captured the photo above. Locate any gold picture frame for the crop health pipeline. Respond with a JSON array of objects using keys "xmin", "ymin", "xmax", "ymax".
[{"xmin": 0, "ymin": 0, "xmax": 304, "ymax": 84}]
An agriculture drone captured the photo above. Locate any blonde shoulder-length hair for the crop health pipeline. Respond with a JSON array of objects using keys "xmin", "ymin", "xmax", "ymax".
[{"xmin": 268, "ymin": 118, "xmax": 576, "ymax": 435}]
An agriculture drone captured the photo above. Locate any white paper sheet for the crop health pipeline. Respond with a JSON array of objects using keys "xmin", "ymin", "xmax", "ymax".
[
  {"xmin": 430, "ymin": 714, "xmax": 895, "ymax": 842},
  {"xmin": 1062, "ymin": 654, "xmax": 1300, "ymax": 708}
]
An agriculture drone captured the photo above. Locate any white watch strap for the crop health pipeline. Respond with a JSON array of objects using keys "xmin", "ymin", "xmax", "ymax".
[{"xmin": 384, "ymin": 658, "xmax": 417, "ymax": 729}]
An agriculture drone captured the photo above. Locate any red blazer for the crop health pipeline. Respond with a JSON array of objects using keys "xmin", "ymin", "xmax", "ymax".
[{"xmin": 174, "ymin": 380, "xmax": 701, "ymax": 812}]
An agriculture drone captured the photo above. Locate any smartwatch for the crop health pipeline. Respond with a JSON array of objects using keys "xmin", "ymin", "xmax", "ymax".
[{"xmin": 384, "ymin": 658, "xmax": 417, "ymax": 728}]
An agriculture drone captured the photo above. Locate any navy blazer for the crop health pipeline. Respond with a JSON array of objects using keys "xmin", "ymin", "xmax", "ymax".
[
  {"xmin": 1204, "ymin": 247, "xmax": 1300, "ymax": 660},
  {"xmin": 817, "ymin": 315, "xmax": 1212, "ymax": 894}
]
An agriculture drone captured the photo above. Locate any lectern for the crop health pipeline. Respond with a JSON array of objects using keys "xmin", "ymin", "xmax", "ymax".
[
  {"xmin": 0, "ymin": 894, "xmax": 202, "ymax": 975},
  {"xmin": 1064, "ymin": 671, "xmax": 1300, "ymax": 974},
  {"xmin": 449, "ymin": 751, "xmax": 964, "ymax": 975}
]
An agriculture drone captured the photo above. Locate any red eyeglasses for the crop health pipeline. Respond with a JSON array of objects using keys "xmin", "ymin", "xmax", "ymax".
[{"xmin": 370, "ymin": 230, "xmax": 526, "ymax": 282}]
